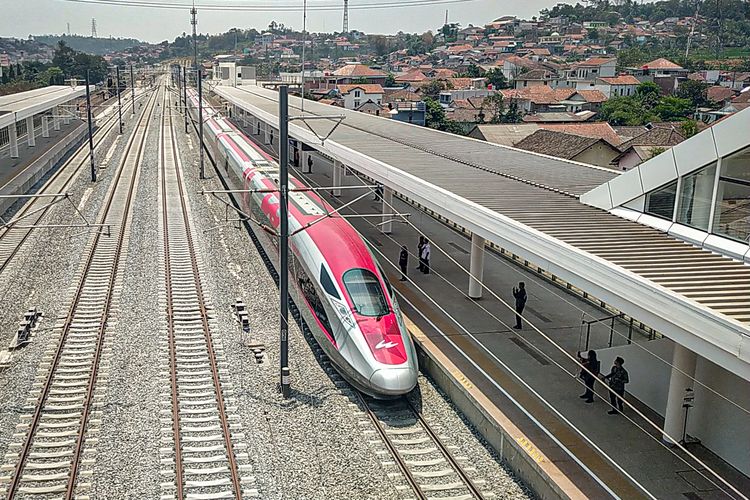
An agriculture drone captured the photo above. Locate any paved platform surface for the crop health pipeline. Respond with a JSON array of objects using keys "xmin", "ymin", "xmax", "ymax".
[
  {"xmin": 0, "ymin": 119, "xmax": 84, "ymax": 191},
  {"xmin": 250, "ymin": 132, "xmax": 749, "ymax": 499}
]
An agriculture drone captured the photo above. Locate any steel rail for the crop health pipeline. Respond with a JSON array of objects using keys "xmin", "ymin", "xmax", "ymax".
[
  {"xmin": 162, "ymin": 90, "xmax": 243, "ymax": 499},
  {"xmin": 0, "ymin": 88, "xmax": 152, "ymax": 274},
  {"xmin": 3, "ymin": 85, "xmax": 160, "ymax": 499},
  {"xmin": 355, "ymin": 392, "xmax": 427, "ymax": 500}
]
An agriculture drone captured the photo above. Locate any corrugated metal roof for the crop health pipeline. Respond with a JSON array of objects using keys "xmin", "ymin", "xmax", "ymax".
[{"xmin": 216, "ymin": 85, "xmax": 750, "ymax": 326}]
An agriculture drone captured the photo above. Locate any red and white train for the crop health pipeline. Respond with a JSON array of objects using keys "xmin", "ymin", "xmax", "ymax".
[{"xmin": 187, "ymin": 88, "xmax": 418, "ymax": 397}]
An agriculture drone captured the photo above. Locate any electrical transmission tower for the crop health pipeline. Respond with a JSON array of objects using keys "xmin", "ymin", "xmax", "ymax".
[
  {"xmin": 343, "ymin": 0, "xmax": 349, "ymax": 33},
  {"xmin": 91, "ymin": 18, "xmax": 97, "ymax": 38},
  {"xmin": 191, "ymin": 1, "xmax": 198, "ymax": 69}
]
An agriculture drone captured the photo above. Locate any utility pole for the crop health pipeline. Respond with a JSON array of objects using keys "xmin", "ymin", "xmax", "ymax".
[
  {"xmin": 85, "ymin": 71, "xmax": 96, "ymax": 182},
  {"xmin": 191, "ymin": 0, "xmax": 198, "ymax": 69},
  {"xmin": 116, "ymin": 66, "xmax": 123, "ymax": 134},
  {"xmin": 198, "ymin": 68, "xmax": 204, "ymax": 179},
  {"xmin": 342, "ymin": 0, "xmax": 349, "ymax": 33},
  {"xmin": 130, "ymin": 64, "xmax": 135, "ymax": 116},
  {"xmin": 279, "ymin": 85, "xmax": 290, "ymax": 399},
  {"xmin": 184, "ymin": 66, "xmax": 189, "ymax": 134}
]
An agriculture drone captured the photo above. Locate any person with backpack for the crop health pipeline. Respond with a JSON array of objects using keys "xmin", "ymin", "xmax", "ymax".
[
  {"xmin": 603, "ymin": 356, "xmax": 630, "ymax": 414},
  {"xmin": 578, "ymin": 350, "xmax": 600, "ymax": 404}
]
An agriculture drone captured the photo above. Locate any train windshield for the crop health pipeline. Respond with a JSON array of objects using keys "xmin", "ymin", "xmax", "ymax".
[{"xmin": 342, "ymin": 269, "xmax": 390, "ymax": 317}]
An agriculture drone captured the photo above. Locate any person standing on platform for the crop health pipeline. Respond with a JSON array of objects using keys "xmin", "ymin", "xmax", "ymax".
[
  {"xmin": 603, "ymin": 356, "xmax": 629, "ymax": 414},
  {"xmin": 578, "ymin": 350, "xmax": 600, "ymax": 403},
  {"xmin": 374, "ymin": 182, "xmax": 384, "ymax": 201},
  {"xmin": 512, "ymin": 282, "xmax": 527, "ymax": 329},
  {"xmin": 399, "ymin": 246, "xmax": 408, "ymax": 281},
  {"xmin": 421, "ymin": 239, "xmax": 431, "ymax": 274},
  {"xmin": 294, "ymin": 148, "xmax": 300, "ymax": 168},
  {"xmin": 417, "ymin": 237, "xmax": 425, "ymax": 272},
  {"xmin": 307, "ymin": 154, "xmax": 313, "ymax": 173}
]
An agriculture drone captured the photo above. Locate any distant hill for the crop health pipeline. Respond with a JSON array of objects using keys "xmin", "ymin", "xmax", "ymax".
[{"xmin": 34, "ymin": 34, "xmax": 143, "ymax": 55}]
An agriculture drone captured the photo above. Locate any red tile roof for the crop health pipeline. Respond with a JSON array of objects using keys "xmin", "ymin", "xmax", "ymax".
[
  {"xmin": 337, "ymin": 84, "xmax": 385, "ymax": 95},
  {"xmin": 395, "ymin": 70, "xmax": 428, "ymax": 82},
  {"xmin": 333, "ymin": 64, "xmax": 386, "ymax": 78},
  {"xmin": 598, "ymin": 75, "xmax": 641, "ymax": 85},
  {"xmin": 643, "ymin": 58, "xmax": 683, "ymax": 70},
  {"xmin": 706, "ymin": 86, "xmax": 735, "ymax": 103},
  {"xmin": 573, "ymin": 57, "xmax": 616, "ymax": 68},
  {"xmin": 576, "ymin": 89, "xmax": 609, "ymax": 103}
]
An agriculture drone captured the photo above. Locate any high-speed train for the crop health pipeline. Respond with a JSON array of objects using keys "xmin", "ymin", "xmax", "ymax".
[{"xmin": 186, "ymin": 88, "xmax": 418, "ymax": 397}]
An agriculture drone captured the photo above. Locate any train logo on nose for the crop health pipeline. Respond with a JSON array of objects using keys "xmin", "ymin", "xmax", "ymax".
[{"xmin": 375, "ymin": 340, "xmax": 398, "ymax": 350}]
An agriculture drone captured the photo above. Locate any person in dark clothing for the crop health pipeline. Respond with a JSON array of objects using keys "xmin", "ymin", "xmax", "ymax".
[
  {"xmin": 417, "ymin": 237, "xmax": 425, "ymax": 272},
  {"xmin": 307, "ymin": 154, "xmax": 313, "ymax": 173},
  {"xmin": 374, "ymin": 182, "xmax": 384, "ymax": 201},
  {"xmin": 603, "ymin": 356, "xmax": 629, "ymax": 414},
  {"xmin": 398, "ymin": 246, "xmax": 408, "ymax": 281},
  {"xmin": 293, "ymin": 148, "xmax": 300, "ymax": 168},
  {"xmin": 578, "ymin": 350, "xmax": 600, "ymax": 403},
  {"xmin": 512, "ymin": 282, "xmax": 527, "ymax": 329},
  {"xmin": 421, "ymin": 239, "xmax": 431, "ymax": 274}
]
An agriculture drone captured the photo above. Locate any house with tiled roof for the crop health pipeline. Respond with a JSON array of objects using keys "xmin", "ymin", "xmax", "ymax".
[
  {"xmin": 336, "ymin": 84, "xmax": 384, "ymax": 110},
  {"xmin": 468, "ymin": 122, "xmax": 622, "ymax": 147},
  {"xmin": 513, "ymin": 69, "xmax": 566, "ymax": 89},
  {"xmin": 612, "ymin": 124, "xmax": 685, "ymax": 170},
  {"xmin": 329, "ymin": 63, "xmax": 387, "ymax": 85},
  {"xmin": 395, "ymin": 70, "xmax": 428, "ymax": 84},
  {"xmin": 500, "ymin": 85, "xmax": 607, "ymax": 114},
  {"xmin": 513, "ymin": 129, "xmax": 621, "ymax": 168},
  {"xmin": 566, "ymin": 57, "xmax": 617, "ymax": 82},
  {"xmin": 580, "ymin": 74, "xmax": 642, "ymax": 98}
]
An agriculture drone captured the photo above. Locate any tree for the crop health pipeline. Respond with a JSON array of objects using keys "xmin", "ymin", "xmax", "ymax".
[
  {"xmin": 464, "ymin": 63, "xmax": 482, "ymax": 78},
  {"xmin": 484, "ymin": 93, "xmax": 505, "ymax": 123},
  {"xmin": 676, "ymin": 79, "xmax": 710, "ymax": 108},
  {"xmin": 484, "ymin": 67, "xmax": 509, "ymax": 89},
  {"xmin": 502, "ymin": 100, "xmax": 523, "ymax": 123},
  {"xmin": 635, "ymin": 81, "xmax": 661, "ymax": 108},
  {"xmin": 653, "ymin": 96, "xmax": 693, "ymax": 121},
  {"xmin": 421, "ymin": 79, "xmax": 447, "ymax": 100},
  {"xmin": 424, "ymin": 97, "xmax": 447, "ymax": 130},
  {"xmin": 384, "ymin": 73, "xmax": 397, "ymax": 87},
  {"xmin": 587, "ymin": 28, "xmax": 600, "ymax": 40},
  {"xmin": 680, "ymin": 119, "xmax": 699, "ymax": 138},
  {"xmin": 601, "ymin": 96, "xmax": 656, "ymax": 125}
]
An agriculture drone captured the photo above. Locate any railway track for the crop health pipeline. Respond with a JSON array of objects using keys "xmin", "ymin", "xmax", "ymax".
[
  {"xmin": 357, "ymin": 393, "xmax": 490, "ymax": 500},
  {"xmin": 196, "ymin": 91, "xmax": 491, "ymax": 500},
  {"xmin": 0, "ymin": 87, "xmax": 152, "ymax": 275},
  {"xmin": 157, "ymin": 87, "xmax": 255, "ymax": 499},
  {"xmin": 0, "ymin": 83, "xmax": 160, "ymax": 499}
]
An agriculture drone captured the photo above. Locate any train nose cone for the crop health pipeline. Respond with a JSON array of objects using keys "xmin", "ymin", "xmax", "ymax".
[{"xmin": 369, "ymin": 367, "xmax": 418, "ymax": 396}]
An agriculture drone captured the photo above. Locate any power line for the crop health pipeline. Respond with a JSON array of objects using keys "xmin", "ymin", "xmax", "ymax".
[{"xmin": 57, "ymin": 0, "xmax": 479, "ymax": 12}]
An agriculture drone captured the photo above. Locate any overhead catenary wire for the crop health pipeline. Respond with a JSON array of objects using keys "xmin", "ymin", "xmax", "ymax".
[
  {"xmin": 57, "ymin": 0, "xmax": 480, "ymax": 11},
  {"xmin": 243, "ymin": 103, "xmax": 747, "ymax": 499},
  {"xmin": 286, "ymin": 158, "xmax": 745, "ymax": 500},
  {"xmin": 231, "ymin": 85, "xmax": 750, "ymax": 419}
]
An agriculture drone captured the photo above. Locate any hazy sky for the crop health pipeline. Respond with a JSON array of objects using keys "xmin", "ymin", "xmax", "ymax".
[{"xmin": 1, "ymin": 0, "xmax": 575, "ymax": 43}]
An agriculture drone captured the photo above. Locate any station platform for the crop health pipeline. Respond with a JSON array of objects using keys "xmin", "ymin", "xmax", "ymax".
[{"xmin": 265, "ymin": 141, "xmax": 750, "ymax": 499}]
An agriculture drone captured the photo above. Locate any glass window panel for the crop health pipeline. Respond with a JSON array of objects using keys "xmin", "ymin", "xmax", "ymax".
[
  {"xmin": 645, "ymin": 180, "xmax": 678, "ymax": 219},
  {"xmin": 713, "ymin": 146, "xmax": 750, "ymax": 242},
  {"xmin": 676, "ymin": 163, "xmax": 717, "ymax": 231}
]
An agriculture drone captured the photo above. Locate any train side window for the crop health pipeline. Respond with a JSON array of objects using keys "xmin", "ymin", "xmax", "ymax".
[
  {"xmin": 376, "ymin": 263, "xmax": 393, "ymax": 298},
  {"xmin": 296, "ymin": 259, "xmax": 333, "ymax": 336},
  {"xmin": 319, "ymin": 264, "xmax": 340, "ymax": 299}
]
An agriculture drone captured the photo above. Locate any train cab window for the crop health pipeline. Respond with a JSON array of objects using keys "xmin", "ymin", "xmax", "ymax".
[
  {"xmin": 342, "ymin": 269, "xmax": 389, "ymax": 317},
  {"xmin": 319, "ymin": 264, "xmax": 340, "ymax": 299}
]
